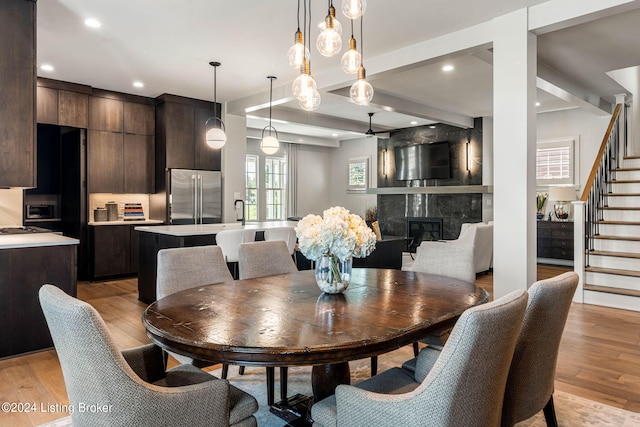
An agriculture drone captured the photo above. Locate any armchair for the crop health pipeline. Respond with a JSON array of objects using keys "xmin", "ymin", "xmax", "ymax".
[{"xmin": 39, "ymin": 284, "xmax": 258, "ymax": 427}]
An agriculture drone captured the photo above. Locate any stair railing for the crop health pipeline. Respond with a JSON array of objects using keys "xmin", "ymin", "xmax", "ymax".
[{"xmin": 579, "ymin": 103, "xmax": 623, "ymax": 267}]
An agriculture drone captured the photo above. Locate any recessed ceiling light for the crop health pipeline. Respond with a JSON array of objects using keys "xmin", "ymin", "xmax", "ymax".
[
  {"xmin": 429, "ymin": 125, "xmax": 436, "ymax": 129},
  {"xmin": 442, "ymin": 65, "xmax": 454, "ymax": 72},
  {"xmin": 133, "ymin": 81, "xmax": 144, "ymax": 88},
  {"xmin": 410, "ymin": 121, "xmax": 418, "ymax": 125},
  {"xmin": 40, "ymin": 64, "xmax": 54, "ymax": 72},
  {"xmin": 536, "ymin": 102, "xmax": 541, "ymax": 107},
  {"xmin": 84, "ymin": 18, "xmax": 101, "ymax": 28},
  {"xmin": 332, "ymin": 133, "xmax": 338, "ymax": 137}
]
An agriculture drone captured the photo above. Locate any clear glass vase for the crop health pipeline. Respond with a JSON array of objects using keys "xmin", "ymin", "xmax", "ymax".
[{"xmin": 315, "ymin": 255, "xmax": 353, "ymax": 294}]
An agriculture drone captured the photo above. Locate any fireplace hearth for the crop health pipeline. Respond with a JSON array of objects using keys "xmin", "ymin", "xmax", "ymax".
[{"xmin": 406, "ymin": 217, "xmax": 443, "ymax": 253}]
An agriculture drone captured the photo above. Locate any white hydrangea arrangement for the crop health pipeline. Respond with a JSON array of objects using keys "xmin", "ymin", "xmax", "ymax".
[{"xmin": 295, "ymin": 206, "xmax": 377, "ymax": 262}]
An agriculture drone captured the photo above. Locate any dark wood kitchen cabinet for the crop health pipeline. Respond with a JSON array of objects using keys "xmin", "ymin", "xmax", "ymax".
[
  {"xmin": 0, "ymin": 243, "xmax": 77, "ymax": 358},
  {"xmin": 90, "ymin": 96, "xmax": 124, "ymax": 132},
  {"xmin": 88, "ymin": 130, "xmax": 124, "ymax": 193},
  {"xmin": 124, "ymin": 102, "xmax": 155, "ymax": 135},
  {"xmin": 59, "ymin": 90, "xmax": 89, "ymax": 128},
  {"xmin": 88, "ymin": 131, "xmax": 154, "ymax": 194},
  {"xmin": 89, "ymin": 224, "xmax": 148, "ymax": 279},
  {"xmin": 0, "ymin": 0, "xmax": 36, "ymax": 187},
  {"xmin": 155, "ymin": 94, "xmax": 221, "ymax": 172},
  {"xmin": 90, "ymin": 224, "xmax": 131, "ymax": 278},
  {"xmin": 124, "ymin": 133, "xmax": 154, "ymax": 193},
  {"xmin": 87, "ymin": 92, "xmax": 155, "ymax": 193},
  {"xmin": 37, "ymin": 78, "xmax": 91, "ymax": 128},
  {"xmin": 37, "ymin": 86, "xmax": 58, "ymax": 124}
]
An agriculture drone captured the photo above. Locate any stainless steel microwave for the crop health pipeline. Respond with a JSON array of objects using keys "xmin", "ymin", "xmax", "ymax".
[{"xmin": 26, "ymin": 204, "xmax": 55, "ymax": 219}]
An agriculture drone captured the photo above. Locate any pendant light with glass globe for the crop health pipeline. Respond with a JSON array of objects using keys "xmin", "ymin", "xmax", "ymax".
[
  {"xmin": 287, "ymin": 0, "xmax": 309, "ymax": 69},
  {"xmin": 342, "ymin": 0, "xmax": 366, "ymax": 19},
  {"xmin": 317, "ymin": 0, "xmax": 342, "ymax": 57},
  {"xmin": 260, "ymin": 76, "xmax": 280, "ymax": 155},
  {"xmin": 292, "ymin": 0, "xmax": 320, "ymax": 111},
  {"xmin": 350, "ymin": 16, "xmax": 374, "ymax": 105},
  {"xmin": 205, "ymin": 61, "xmax": 227, "ymax": 148},
  {"xmin": 341, "ymin": 19, "xmax": 361, "ymax": 74}
]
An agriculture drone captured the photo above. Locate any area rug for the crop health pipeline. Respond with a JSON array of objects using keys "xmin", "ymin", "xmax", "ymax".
[{"xmin": 39, "ymin": 345, "xmax": 640, "ymax": 426}]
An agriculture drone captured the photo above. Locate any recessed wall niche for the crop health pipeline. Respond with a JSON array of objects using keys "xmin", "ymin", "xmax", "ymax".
[{"xmin": 376, "ymin": 118, "xmax": 483, "ymax": 239}]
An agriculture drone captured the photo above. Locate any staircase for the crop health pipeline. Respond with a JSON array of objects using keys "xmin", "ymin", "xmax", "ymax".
[{"xmin": 584, "ymin": 155, "xmax": 640, "ymax": 311}]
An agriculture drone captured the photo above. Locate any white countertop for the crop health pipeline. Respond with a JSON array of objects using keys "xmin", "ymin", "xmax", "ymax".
[
  {"xmin": 89, "ymin": 219, "xmax": 164, "ymax": 226},
  {"xmin": 0, "ymin": 233, "xmax": 80, "ymax": 250},
  {"xmin": 134, "ymin": 221, "xmax": 299, "ymax": 236}
]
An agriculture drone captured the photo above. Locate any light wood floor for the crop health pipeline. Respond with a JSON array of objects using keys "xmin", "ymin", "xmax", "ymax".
[{"xmin": 1, "ymin": 265, "xmax": 639, "ymax": 426}]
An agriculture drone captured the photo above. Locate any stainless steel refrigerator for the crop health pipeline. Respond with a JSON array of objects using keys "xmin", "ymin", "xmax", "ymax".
[{"xmin": 168, "ymin": 169, "xmax": 222, "ymax": 224}]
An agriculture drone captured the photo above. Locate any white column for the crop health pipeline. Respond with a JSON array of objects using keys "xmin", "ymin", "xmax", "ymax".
[
  {"xmin": 222, "ymin": 113, "xmax": 248, "ymax": 223},
  {"xmin": 492, "ymin": 9, "xmax": 538, "ymax": 298},
  {"xmin": 615, "ymin": 93, "xmax": 627, "ymax": 159},
  {"xmin": 572, "ymin": 201, "xmax": 585, "ymax": 303}
]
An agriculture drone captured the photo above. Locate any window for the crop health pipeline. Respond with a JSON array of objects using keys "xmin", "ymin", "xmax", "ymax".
[
  {"xmin": 536, "ymin": 138, "xmax": 577, "ymax": 186},
  {"xmin": 265, "ymin": 157, "xmax": 286, "ymax": 220},
  {"xmin": 245, "ymin": 155, "xmax": 258, "ymax": 221},
  {"xmin": 244, "ymin": 144, "xmax": 287, "ymax": 221},
  {"xmin": 348, "ymin": 157, "xmax": 369, "ymax": 191}
]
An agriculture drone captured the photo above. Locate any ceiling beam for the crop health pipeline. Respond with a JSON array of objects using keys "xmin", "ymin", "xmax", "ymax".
[
  {"xmin": 328, "ymin": 88, "xmax": 475, "ymax": 128},
  {"xmin": 529, "ymin": 0, "xmax": 640, "ymax": 35},
  {"xmin": 246, "ymin": 127, "xmax": 340, "ymax": 147},
  {"xmin": 537, "ymin": 63, "xmax": 612, "ymax": 115}
]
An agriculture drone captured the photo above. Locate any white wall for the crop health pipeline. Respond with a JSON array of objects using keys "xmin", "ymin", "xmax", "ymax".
[
  {"xmin": 295, "ymin": 144, "xmax": 334, "ymax": 216},
  {"xmin": 537, "ymin": 107, "xmax": 611, "ymax": 192},
  {"xmin": 328, "ymin": 136, "xmax": 378, "ymax": 218},
  {"xmin": 222, "ymin": 113, "xmax": 247, "ymax": 223}
]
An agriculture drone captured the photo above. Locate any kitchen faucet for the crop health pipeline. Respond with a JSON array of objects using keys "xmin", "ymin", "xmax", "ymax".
[{"xmin": 234, "ymin": 199, "xmax": 245, "ymax": 225}]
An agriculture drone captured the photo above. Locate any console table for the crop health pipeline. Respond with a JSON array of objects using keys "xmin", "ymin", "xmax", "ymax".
[{"xmin": 537, "ymin": 221, "xmax": 573, "ymax": 265}]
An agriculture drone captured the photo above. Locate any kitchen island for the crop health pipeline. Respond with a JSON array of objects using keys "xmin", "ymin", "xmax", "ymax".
[
  {"xmin": 0, "ymin": 233, "xmax": 79, "ymax": 358},
  {"xmin": 135, "ymin": 221, "xmax": 297, "ymax": 303}
]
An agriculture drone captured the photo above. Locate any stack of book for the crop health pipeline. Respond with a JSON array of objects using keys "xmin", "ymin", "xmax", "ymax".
[{"xmin": 123, "ymin": 203, "xmax": 145, "ymax": 221}]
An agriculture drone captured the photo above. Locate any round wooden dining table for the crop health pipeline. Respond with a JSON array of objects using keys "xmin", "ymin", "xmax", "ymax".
[{"xmin": 143, "ymin": 268, "xmax": 489, "ymax": 401}]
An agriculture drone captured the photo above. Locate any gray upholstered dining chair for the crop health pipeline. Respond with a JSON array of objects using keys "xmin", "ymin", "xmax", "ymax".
[
  {"xmin": 501, "ymin": 271, "xmax": 578, "ymax": 427},
  {"xmin": 311, "ymin": 289, "xmax": 528, "ymax": 427},
  {"xmin": 384, "ymin": 238, "xmax": 475, "ymax": 370},
  {"xmin": 215, "ymin": 229, "xmax": 257, "ymax": 278},
  {"xmin": 157, "ymin": 245, "xmax": 233, "ymax": 299},
  {"xmin": 238, "ymin": 240, "xmax": 298, "ymax": 280},
  {"xmin": 400, "ymin": 272, "xmax": 579, "ymax": 427},
  {"xmin": 237, "ymin": 239, "xmax": 299, "ymax": 405},
  {"xmin": 157, "ymin": 245, "xmax": 233, "ymax": 377},
  {"xmin": 409, "ymin": 237, "xmax": 476, "ymax": 283},
  {"xmin": 411, "ymin": 238, "xmax": 475, "ymax": 344},
  {"xmin": 39, "ymin": 284, "xmax": 258, "ymax": 427}
]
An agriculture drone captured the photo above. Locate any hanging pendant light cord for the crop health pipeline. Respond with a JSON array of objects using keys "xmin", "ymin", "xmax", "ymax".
[
  {"xmin": 213, "ymin": 65, "xmax": 217, "ymax": 122},
  {"xmin": 268, "ymin": 77, "xmax": 274, "ymax": 136},
  {"xmin": 360, "ymin": 16, "xmax": 364, "ymax": 60},
  {"xmin": 296, "ymin": 0, "xmax": 301, "ymax": 32}
]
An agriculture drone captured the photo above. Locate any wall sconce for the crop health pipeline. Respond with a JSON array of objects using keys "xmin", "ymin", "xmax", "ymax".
[
  {"xmin": 466, "ymin": 141, "xmax": 472, "ymax": 172},
  {"xmin": 383, "ymin": 148, "xmax": 390, "ymax": 177}
]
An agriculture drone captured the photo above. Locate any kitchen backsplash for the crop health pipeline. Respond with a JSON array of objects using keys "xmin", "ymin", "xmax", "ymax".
[
  {"xmin": 89, "ymin": 194, "xmax": 150, "ymax": 222},
  {"xmin": 0, "ymin": 188, "xmax": 24, "ymax": 226}
]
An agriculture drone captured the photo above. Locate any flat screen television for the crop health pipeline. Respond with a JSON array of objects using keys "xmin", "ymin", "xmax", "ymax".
[{"xmin": 394, "ymin": 141, "xmax": 451, "ymax": 180}]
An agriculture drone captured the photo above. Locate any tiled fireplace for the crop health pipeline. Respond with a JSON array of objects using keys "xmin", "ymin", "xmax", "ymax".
[
  {"xmin": 375, "ymin": 119, "xmax": 484, "ymax": 241},
  {"xmin": 406, "ymin": 217, "xmax": 443, "ymax": 252}
]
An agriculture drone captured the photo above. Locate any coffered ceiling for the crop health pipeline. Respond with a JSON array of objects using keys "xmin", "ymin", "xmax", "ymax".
[{"xmin": 37, "ymin": 1, "xmax": 640, "ymax": 143}]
